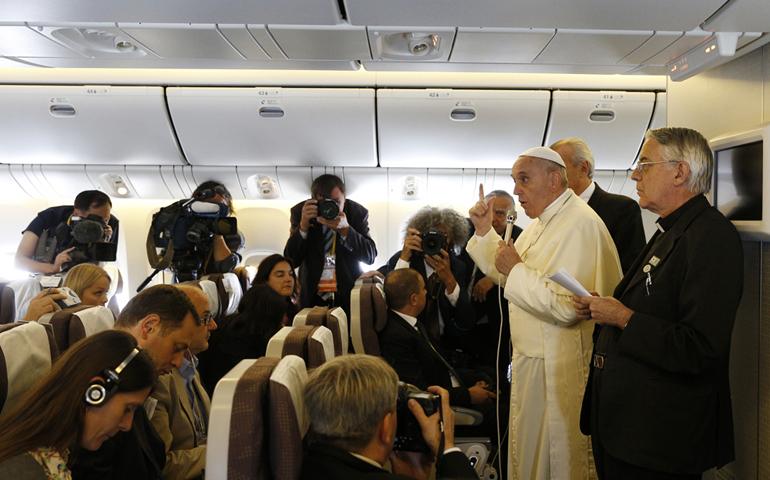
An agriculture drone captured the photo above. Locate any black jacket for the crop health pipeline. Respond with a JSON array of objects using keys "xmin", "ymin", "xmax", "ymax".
[
  {"xmin": 299, "ymin": 442, "xmax": 479, "ymax": 480},
  {"xmin": 284, "ymin": 199, "xmax": 377, "ymax": 318},
  {"xmin": 585, "ymin": 195, "xmax": 744, "ymax": 474},
  {"xmin": 587, "ymin": 184, "xmax": 646, "ymax": 274}
]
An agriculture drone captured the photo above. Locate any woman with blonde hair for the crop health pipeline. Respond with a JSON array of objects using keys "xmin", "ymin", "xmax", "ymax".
[
  {"xmin": 63, "ymin": 263, "xmax": 111, "ymax": 307},
  {"xmin": 0, "ymin": 330, "xmax": 156, "ymax": 479}
]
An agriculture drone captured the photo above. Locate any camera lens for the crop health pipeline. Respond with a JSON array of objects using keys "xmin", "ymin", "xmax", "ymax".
[{"xmin": 319, "ymin": 199, "xmax": 340, "ymax": 220}]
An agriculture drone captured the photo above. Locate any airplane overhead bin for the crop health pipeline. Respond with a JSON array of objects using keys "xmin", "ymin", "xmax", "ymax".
[
  {"xmin": 0, "ymin": 85, "xmax": 184, "ymax": 166},
  {"xmin": 377, "ymin": 89, "xmax": 551, "ymax": 168},
  {"xmin": 165, "ymin": 87, "xmax": 378, "ymax": 167},
  {"xmin": 544, "ymin": 91, "xmax": 656, "ymax": 170}
]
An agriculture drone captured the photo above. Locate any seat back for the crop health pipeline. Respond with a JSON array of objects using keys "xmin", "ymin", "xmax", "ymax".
[
  {"xmin": 350, "ymin": 278, "xmax": 388, "ymax": 355},
  {"xmin": 206, "ymin": 355, "xmax": 308, "ymax": 480},
  {"xmin": 1, "ymin": 277, "xmax": 44, "ymax": 323},
  {"xmin": 202, "ymin": 273, "xmax": 243, "ymax": 318},
  {"xmin": 0, "ymin": 322, "xmax": 59, "ymax": 416},
  {"xmin": 102, "ymin": 265, "xmax": 124, "ymax": 318},
  {"xmin": 38, "ymin": 305, "xmax": 116, "ymax": 352},
  {"xmin": 232, "ymin": 265, "xmax": 258, "ymax": 293},
  {"xmin": 179, "ymin": 279, "xmax": 221, "ymax": 320},
  {"xmin": 0, "ymin": 281, "xmax": 14, "ymax": 325},
  {"xmin": 293, "ymin": 306, "xmax": 348, "ymax": 356},
  {"xmin": 266, "ymin": 325, "xmax": 335, "ymax": 369}
]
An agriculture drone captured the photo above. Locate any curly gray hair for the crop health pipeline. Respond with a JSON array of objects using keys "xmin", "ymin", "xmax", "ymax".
[{"xmin": 404, "ymin": 205, "xmax": 470, "ymax": 255}]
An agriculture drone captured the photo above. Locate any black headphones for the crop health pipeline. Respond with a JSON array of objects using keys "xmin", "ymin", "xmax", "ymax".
[{"xmin": 84, "ymin": 346, "xmax": 142, "ymax": 407}]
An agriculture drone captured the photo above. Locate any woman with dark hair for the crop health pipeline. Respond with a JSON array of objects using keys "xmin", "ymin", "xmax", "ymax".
[
  {"xmin": 196, "ymin": 285, "xmax": 288, "ymax": 396},
  {"xmin": 253, "ymin": 253, "xmax": 299, "ymax": 323},
  {"xmin": 0, "ymin": 330, "xmax": 156, "ymax": 479},
  {"xmin": 187, "ymin": 181, "xmax": 245, "ymax": 277}
]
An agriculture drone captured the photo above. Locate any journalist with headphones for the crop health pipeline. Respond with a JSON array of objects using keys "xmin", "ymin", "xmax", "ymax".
[{"xmin": 0, "ymin": 330, "xmax": 156, "ymax": 480}]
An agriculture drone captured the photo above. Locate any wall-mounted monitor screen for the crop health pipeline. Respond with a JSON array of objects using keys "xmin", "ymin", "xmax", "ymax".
[{"xmin": 710, "ymin": 123, "xmax": 770, "ymax": 241}]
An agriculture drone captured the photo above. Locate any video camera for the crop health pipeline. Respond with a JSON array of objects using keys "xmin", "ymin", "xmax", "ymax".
[
  {"xmin": 393, "ymin": 382, "xmax": 441, "ymax": 453},
  {"xmin": 414, "ymin": 228, "xmax": 447, "ymax": 257},
  {"xmin": 44, "ymin": 214, "xmax": 117, "ymax": 269}
]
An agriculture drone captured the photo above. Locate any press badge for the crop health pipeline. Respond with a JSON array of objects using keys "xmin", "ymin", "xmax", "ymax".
[{"xmin": 318, "ymin": 253, "xmax": 338, "ymax": 293}]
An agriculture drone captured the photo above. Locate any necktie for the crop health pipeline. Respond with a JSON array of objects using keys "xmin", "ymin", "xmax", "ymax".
[
  {"xmin": 319, "ymin": 226, "xmax": 336, "ymax": 302},
  {"xmin": 424, "ymin": 272, "xmax": 441, "ymax": 340}
]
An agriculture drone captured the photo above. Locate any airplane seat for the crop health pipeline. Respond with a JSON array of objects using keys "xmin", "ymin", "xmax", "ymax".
[
  {"xmin": 102, "ymin": 265, "xmax": 124, "ymax": 318},
  {"xmin": 350, "ymin": 278, "xmax": 388, "ymax": 355},
  {"xmin": 292, "ymin": 306, "xmax": 348, "ymax": 356},
  {"xmin": 202, "ymin": 273, "xmax": 242, "ymax": 318},
  {"xmin": 37, "ymin": 305, "xmax": 116, "ymax": 353},
  {"xmin": 232, "ymin": 265, "xmax": 258, "ymax": 293},
  {"xmin": 0, "ymin": 322, "xmax": 60, "ymax": 417},
  {"xmin": 266, "ymin": 325, "xmax": 335, "ymax": 369},
  {"xmin": 1, "ymin": 277, "xmax": 44, "ymax": 324},
  {"xmin": 206, "ymin": 355, "xmax": 309, "ymax": 480},
  {"xmin": 178, "ymin": 279, "xmax": 221, "ymax": 320}
]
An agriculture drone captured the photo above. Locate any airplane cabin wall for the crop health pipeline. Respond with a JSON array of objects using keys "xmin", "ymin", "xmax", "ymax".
[{"xmin": 666, "ymin": 45, "xmax": 770, "ymax": 480}]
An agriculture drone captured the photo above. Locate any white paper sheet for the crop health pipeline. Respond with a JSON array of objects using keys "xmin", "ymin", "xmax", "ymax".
[{"xmin": 545, "ymin": 267, "xmax": 592, "ymax": 297}]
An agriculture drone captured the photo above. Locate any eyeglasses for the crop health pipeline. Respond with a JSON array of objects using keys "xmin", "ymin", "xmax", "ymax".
[
  {"xmin": 200, "ymin": 311, "xmax": 213, "ymax": 326},
  {"xmin": 634, "ymin": 160, "xmax": 679, "ymax": 174}
]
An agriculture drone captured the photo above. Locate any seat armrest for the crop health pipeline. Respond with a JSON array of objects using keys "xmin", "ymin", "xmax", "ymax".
[{"xmin": 452, "ymin": 406, "xmax": 483, "ymax": 426}]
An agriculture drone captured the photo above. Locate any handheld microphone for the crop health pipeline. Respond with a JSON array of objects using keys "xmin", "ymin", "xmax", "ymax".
[{"xmin": 503, "ymin": 209, "xmax": 516, "ymax": 243}]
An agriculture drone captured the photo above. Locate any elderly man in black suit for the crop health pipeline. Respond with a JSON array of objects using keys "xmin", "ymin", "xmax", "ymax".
[
  {"xmin": 300, "ymin": 354, "xmax": 478, "ymax": 480},
  {"xmin": 574, "ymin": 127, "xmax": 744, "ymax": 480},
  {"xmin": 551, "ymin": 137, "xmax": 646, "ymax": 274},
  {"xmin": 284, "ymin": 174, "xmax": 377, "ymax": 319}
]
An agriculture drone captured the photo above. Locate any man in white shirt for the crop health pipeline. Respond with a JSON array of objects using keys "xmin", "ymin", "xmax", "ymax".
[
  {"xmin": 551, "ymin": 138, "xmax": 646, "ymax": 274},
  {"xmin": 467, "ymin": 146, "xmax": 622, "ymax": 480}
]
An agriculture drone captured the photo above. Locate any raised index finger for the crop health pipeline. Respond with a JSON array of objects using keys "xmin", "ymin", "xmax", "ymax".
[{"xmin": 478, "ymin": 183, "xmax": 485, "ymax": 202}]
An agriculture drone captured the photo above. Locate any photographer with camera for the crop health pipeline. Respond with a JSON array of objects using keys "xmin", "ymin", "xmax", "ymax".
[
  {"xmin": 301, "ymin": 354, "xmax": 478, "ymax": 480},
  {"xmin": 145, "ymin": 181, "xmax": 243, "ymax": 285},
  {"xmin": 284, "ymin": 174, "xmax": 377, "ymax": 319},
  {"xmin": 15, "ymin": 190, "xmax": 119, "ymax": 274},
  {"xmin": 378, "ymin": 206, "xmax": 476, "ymax": 347}
]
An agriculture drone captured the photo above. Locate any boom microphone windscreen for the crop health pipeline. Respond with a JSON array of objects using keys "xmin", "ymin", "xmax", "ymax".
[{"xmin": 72, "ymin": 220, "xmax": 106, "ymax": 244}]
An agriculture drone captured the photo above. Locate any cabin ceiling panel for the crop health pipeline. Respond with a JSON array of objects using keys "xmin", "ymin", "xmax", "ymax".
[
  {"xmin": 534, "ymin": 30, "xmax": 654, "ymax": 65},
  {"xmin": 218, "ymin": 25, "xmax": 272, "ymax": 60},
  {"xmin": 0, "ymin": 165, "xmax": 34, "ymax": 200},
  {"xmin": 0, "ymin": 0, "xmax": 342, "ymax": 25},
  {"xmin": 0, "ymin": 85, "xmax": 185, "ymax": 165},
  {"xmin": 620, "ymin": 32, "xmax": 682, "ymax": 65},
  {"xmin": 377, "ymin": 89, "xmax": 550, "ymax": 169},
  {"xmin": 117, "ymin": 24, "xmax": 244, "ymax": 60},
  {"xmin": 700, "ymin": 0, "xmax": 770, "ymax": 32},
  {"xmin": 361, "ymin": 61, "xmax": 638, "ymax": 75},
  {"xmin": 0, "ymin": 25, "xmax": 81, "ymax": 57},
  {"xmin": 268, "ymin": 25, "xmax": 372, "ymax": 60},
  {"xmin": 14, "ymin": 56, "xmax": 361, "ymax": 71},
  {"xmin": 450, "ymin": 28, "xmax": 554, "ymax": 64},
  {"xmin": 343, "ymin": 0, "xmax": 726, "ymax": 31},
  {"xmin": 166, "ymin": 87, "xmax": 377, "ymax": 167},
  {"xmin": 123, "ymin": 166, "xmax": 175, "ymax": 199},
  {"xmin": 39, "ymin": 165, "xmax": 94, "ymax": 199},
  {"xmin": 544, "ymin": 90, "xmax": 656, "ymax": 170},
  {"xmin": 189, "ymin": 167, "xmax": 245, "ymax": 200},
  {"xmin": 642, "ymin": 30, "xmax": 713, "ymax": 65}
]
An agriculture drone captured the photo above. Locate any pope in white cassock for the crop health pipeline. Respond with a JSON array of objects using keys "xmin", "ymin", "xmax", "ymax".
[{"xmin": 467, "ymin": 146, "xmax": 622, "ymax": 480}]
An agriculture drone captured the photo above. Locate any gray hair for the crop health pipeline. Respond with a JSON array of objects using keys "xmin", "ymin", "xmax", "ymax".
[
  {"xmin": 550, "ymin": 138, "xmax": 595, "ymax": 179},
  {"xmin": 303, "ymin": 355, "xmax": 399, "ymax": 451},
  {"xmin": 404, "ymin": 206, "xmax": 470, "ymax": 253},
  {"xmin": 525, "ymin": 157, "xmax": 569, "ymax": 189},
  {"xmin": 644, "ymin": 127, "xmax": 713, "ymax": 195},
  {"xmin": 485, "ymin": 189, "xmax": 515, "ymax": 206}
]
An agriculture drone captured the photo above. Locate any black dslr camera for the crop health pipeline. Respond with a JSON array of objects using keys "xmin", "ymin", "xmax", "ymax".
[
  {"xmin": 393, "ymin": 382, "xmax": 441, "ymax": 452},
  {"xmin": 415, "ymin": 228, "xmax": 447, "ymax": 257},
  {"xmin": 316, "ymin": 198, "xmax": 340, "ymax": 220},
  {"xmin": 48, "ymin": 214, "xmax": 117, "ymax": 269}
]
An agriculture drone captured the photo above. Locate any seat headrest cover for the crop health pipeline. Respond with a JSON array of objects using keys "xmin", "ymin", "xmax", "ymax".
[
  {"xmin": 0, "ymin": 322, "xmax": 55, "ymax": 416},
  {"xmin": 221, "ymin": 273, "xmax": 242, "ymax": 317},
  {"xmin": 198, "ymin": 280, "xmax": 220, "ymax": 319},
  {"xmin": 269, "ymin": 355, "xmax": 309, "ymax": 436},
  {"xmin": 74, "ymin": 306, "xmax": 116, "ymax": 337},
  {"xmin": 372, "ymin": 283, "xmax": 388, "ymax": 332},
  {"xmin": 265, "ymin": 326, "xmax": 293, "ymax": 359},
  {"xmin": 310, "ymin": 326, "xmax": 335, "ymax": 365}
]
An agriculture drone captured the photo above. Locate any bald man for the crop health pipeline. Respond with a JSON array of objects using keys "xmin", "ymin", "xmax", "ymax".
[{"xmin": 150, "ymin": 285, "xmax": 218, "ymax": 480}]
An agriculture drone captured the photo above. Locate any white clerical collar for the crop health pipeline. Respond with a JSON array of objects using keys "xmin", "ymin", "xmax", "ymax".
[
  {"xmin": 538, "ymin": 189, "xmax": 572, "ymax": 223},
  {"xmin": 349, "ymin": 452, "xmax": 384, "ymax": 468},
  {"xmin": 578, "ymin": 181, "xmax": 595, "ymax": 203},
  {"xmin": 392, "ymin": 310, "xmax": 419, "ymax": 330}
]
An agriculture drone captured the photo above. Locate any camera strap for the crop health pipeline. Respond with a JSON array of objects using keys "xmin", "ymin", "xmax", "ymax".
[
  {"xmin": 435, "ymin": 399, "xmax": 446, "ymax": 477},
  {"xmin": 145, "ymin": 201, "xmax": 185, "ymax": 270}
]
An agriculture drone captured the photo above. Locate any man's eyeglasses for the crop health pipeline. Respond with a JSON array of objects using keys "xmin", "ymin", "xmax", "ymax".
[
  {"xmin": 633, "ymin": 160, "xmax": 679, "ymax": 174},
  {"xmin": 200, "ymin": 311, "xmax": 213, "ymax": 326}
]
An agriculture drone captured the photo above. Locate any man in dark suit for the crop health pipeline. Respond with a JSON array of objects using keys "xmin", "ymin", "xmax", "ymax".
[
  {"xmin": 574, "ymin": 127, "xmax": 744, "ymax": 480},
  {"xmin": 551, "ymin": 137, "xmax": 646, "ymax": 274},
  {"xmin": 378, "ymin": 206, "xmax": 476, "ymax": 351},
  {"xmin": 300, "ymin": 354, "xmax": 479, "ymax": 480},
  {"xmin": 284, "ymin": 174, "xmax": 377, "ymax": 319}
]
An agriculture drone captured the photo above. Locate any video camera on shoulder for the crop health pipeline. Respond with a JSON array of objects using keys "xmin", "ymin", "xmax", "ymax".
[
  {"xmin": 152, "ymin": 200, "xmax": 237, "ymax": 252},
  {"xmin": 393, "ymin": 382, "xmax": 441, "ymax": 453},
  {"xmin": 414, "ymin": 228, "xmax": 447, "ymax": 257},
  {"xmin": 315, "ymin": 198, "xmax": 340, "ymax": 221}
]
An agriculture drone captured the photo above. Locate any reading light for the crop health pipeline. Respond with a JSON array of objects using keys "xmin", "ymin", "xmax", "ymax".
[
  {"xmin": 98, "ymin": 173, "xmax": 132, "ymax": 197},
  {"xmin": 246, "ymin": 174, "xmax": 280, "ymax": 199},
  {"xmin": 403, "ymin": 176, "xmax": 419, "ymax": 199}
]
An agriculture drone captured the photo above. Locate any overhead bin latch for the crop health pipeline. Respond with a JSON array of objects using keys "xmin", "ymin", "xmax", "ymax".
[
  {"xmin": 50, "ymin": 105, "xmax": 77, "ymax": 117},
  {"xmin": 589, "ymin": 110, "xmax": 615, "ymax": 122},
  {"xmin": 259, "ymin": 107, "xmax": 285, "ymax": 118},
  {"xmin": 450, "ymin": 108, "xmax": 476, "ymax": 121}
]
